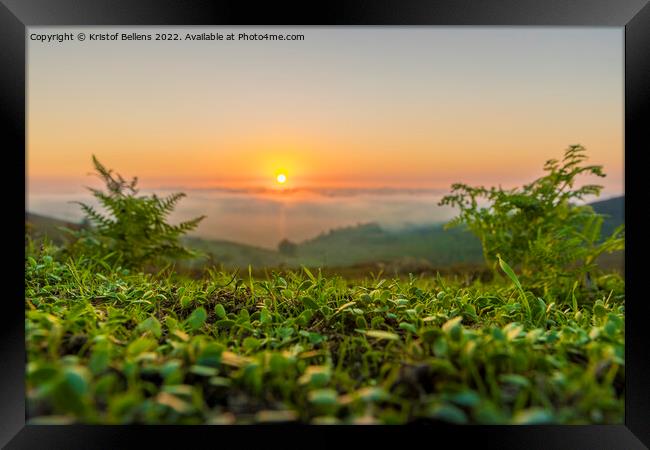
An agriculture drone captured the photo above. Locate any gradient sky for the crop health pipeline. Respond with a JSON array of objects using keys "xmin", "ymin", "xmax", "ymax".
[{"xmin": 27, "ymin": 26, "xmax": 624, "ymax": 195}]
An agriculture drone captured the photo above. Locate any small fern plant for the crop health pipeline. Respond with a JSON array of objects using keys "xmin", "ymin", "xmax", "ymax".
[
  {"xmin": 439, "ymin": 144, "xmax": 624, "ymax": 293},
  {"xmin": 67, "ymin": 155, "xmax": 205, "ymax": 270}
]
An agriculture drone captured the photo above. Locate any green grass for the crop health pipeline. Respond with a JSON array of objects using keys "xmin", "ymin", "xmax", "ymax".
[{"xmin": 25, "ymin": 246, "xmax": 625, "ymax": 425}]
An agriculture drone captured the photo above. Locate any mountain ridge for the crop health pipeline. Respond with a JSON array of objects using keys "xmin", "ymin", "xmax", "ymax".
[{"xmin": 26, "ymin": 195, "xmax": 624, "ymax": 270}]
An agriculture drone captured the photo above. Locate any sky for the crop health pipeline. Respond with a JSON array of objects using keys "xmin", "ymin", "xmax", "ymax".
[{"xmin": 27, "ymin": 26, "xmax": 624, "ymax": 196}]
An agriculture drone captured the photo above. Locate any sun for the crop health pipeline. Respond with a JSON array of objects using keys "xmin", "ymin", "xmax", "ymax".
[{"xmin": 276, "ymin": 173, "xmax": 287, "ymax": 184}]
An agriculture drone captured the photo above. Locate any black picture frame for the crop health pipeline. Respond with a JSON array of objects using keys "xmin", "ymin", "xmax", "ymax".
[{"xmin": 3, "ymin": 0, "xmax": 649, "ymax": 448}]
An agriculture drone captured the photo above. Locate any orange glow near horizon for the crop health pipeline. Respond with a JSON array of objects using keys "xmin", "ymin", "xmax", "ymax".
[
  {"xmin": 27, "ymin": 137, "xmax": 624, "ymax": 194},
  {"xmin": 26, "ymin": 27, "xmax": 624, "ymax": 196}
]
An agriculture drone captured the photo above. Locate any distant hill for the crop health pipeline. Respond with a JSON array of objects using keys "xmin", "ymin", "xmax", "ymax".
[
  {"xmin": 25, "ymin": 212, "xmax": 81, "ymax": 245},
  {"xmin": 184, "ymin": 236, "xmax": 288, "ymax": 268},
  {"xmin": 589, "ymin": 196, "xmax": 624, "ymax": 273},
  {"xmin": 184, "ymin": 194, "xmax": 626, "ymax": 271},
  {"xmin": 26, "ymin": 195, "xmax": 624, "ymax": 272},
  {"xmin": 589, "ymin": 196, "xmax": 624, "ymax": 238},
  {"xmin": 294, "ymin": 222, "xmax": 483, "ymax": 268},
  {"xmin": 181, "ymin": 222, "xmax": 485, "ymax": 271}
]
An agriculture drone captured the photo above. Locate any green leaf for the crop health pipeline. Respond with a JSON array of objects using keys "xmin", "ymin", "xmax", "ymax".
[
  {"xmin": 334, "ymin": 301, "xmax": 356, "ymax": 315},
  {"xmin": 421, "ymin": 328, "xmax": 439, "ymax": 343},
  {"xmin": 504, "ymin": 323, "xmax": 524, "ymax": 341},
  {"xmin": 136, "ymin": 316, "xmax": 162, "ymax": 339},
  {"xmin": 238, "ymin": 309, "xmax": 250, "ymax": 322},
  {"xmin": 399, "ymin": 322, "xmax": 417, "ymax": 334},
  {"xmin": 216, "ymin": 319, "xmax": 236, "ymax": 330},
  {"xmin": 492, "ymin": 327, "xmax": 506, "ymax": 341},
  {"xmin": 214, "ymin": 304, "xmax": 227, "ymax": 319},
  {"xmin": 299, "ymin": 365, "xmax": 331, "ymax": 387},
  {"xmin": 497, "ymin": 255, "xmax": 522, "ymax": 291},
  {"xmin": 302, "ymin": 266, "xmax": 317, "ymax": 282},
  {"xmin": 354, "ymin": 387, "xmax": 388, "ymax": 403},
  {"xmin": 442, "ymin": 316, "xmax": 463, "ymax": 341},
  {"xmin": 426, "ymin": 403, "xmax": 468, "ymax": 424},
  {"xmin": 180, "ymin": 295, "xmax": 193, "ymax": 309},
  {"xmin": 165, "ymin": 316, "xmax": 180, "ymax": 332},
  {"xmin": 189, "ymin": 365, "xmax": 218, "ymax": 377},
  {"xmin": 448, "ymin": 390, "xmax": 480, "ymax": 407},
  {"xmin": 89, "ymin": 344, "xmax": 111, "ymax": 374},
  {"xmin": 363, "ymin": 330, "xmax": 400, "ymax": 341},
  {"xmin": 512, "ymin": 408, "xmax": 555, "ymax": 424},
  {"xmin": 187, "ymin": 307, "xmax": 207, "ymax": 331},
  {"xmin": 196, "ymin": 343, "xmax": 224, "ymax": 367},
  {"xmin": 209, "ymin": 376, "xmax": 231, "ymax": 387},
  {"xmin": 278, "ymin": 327, "xmax": 295, "ymax": 339},
  {"xmin": 269, "ymin": 353, "xmax": 288, "ymax": 373},
  {"xmin": 499, "ymin": 373, "xmax": 530, "ymax": 388},
  {"xmin": 126, "ymin": 338, "xmax": 156, "ymax": 357},
  {"xmin": 260, "ymin": 308, "xmax": 271, "ymax": 324},
  {"xmin": 243, "ymin": 337, "xmax": 260, "ymax": 351},
  {"xmin": 308, "ymin": 389, "xmax": 339, "ymax": 406},
  {"xmin": 433, "ymin": 337, "xmax": 448, "ymax": 357},
  {"xmin": 63, "ymin": 366, "xmax": 89, "ymax": 396},
  {"xmin": 296, "ymin": 310, "xmax": 313, "ymax": 326}
]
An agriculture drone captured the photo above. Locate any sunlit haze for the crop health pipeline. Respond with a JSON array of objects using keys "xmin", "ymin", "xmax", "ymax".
[{"xmin": 27, "ymin": 26, "xmax": 624, "ymax": 247}]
